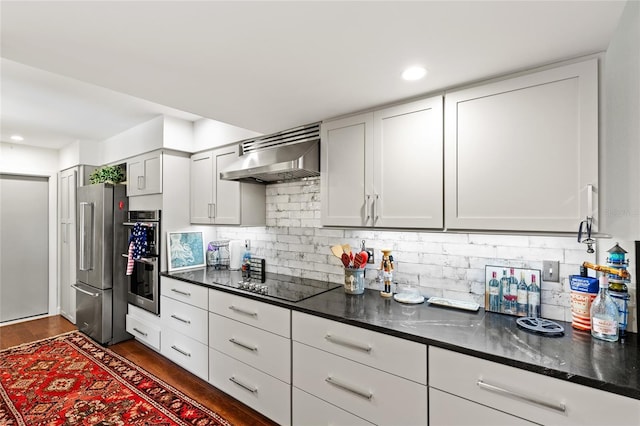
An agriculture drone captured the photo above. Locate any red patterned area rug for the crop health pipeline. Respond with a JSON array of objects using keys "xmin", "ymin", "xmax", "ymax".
[{"xmin": 0, "ymin": 331, "xmax": 231, "ymax": 425}]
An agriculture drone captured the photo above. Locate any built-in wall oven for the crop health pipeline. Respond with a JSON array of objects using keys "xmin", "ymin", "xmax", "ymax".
[{"xmin": 123, "ymin": 210, "xmax": 161, "ymax": 315}]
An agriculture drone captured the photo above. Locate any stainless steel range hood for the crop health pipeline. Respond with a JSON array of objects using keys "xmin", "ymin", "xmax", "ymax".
[{"xmin": 220, "ymin": 122, "xmax": 320, "ymax": 183}]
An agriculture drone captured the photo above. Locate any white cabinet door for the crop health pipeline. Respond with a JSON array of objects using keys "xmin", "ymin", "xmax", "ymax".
[
  {"xmin": 127, "ymin": 151, "xmax": 162, "ymax": 196},
  {"xmin": 321, "ymin": 112, "xmax": 374, "ymax": 227},
  {"xmin": 373, "ymin": 96, "xmax": 443, "ymax": 228},
  {"xmin": 444, "ymin": 59, "xmax": 598, "ymax": 232},
  {"xmin": 190, "ymin": 151, "xmax": 214, "ymax": 224},
  {"xmin": 59, "ymin": 169, "xmax": 77, "ymax": 323},
  {"xmin": 293, "ymin": 387, "xmax": 374, "ymax": 426},
  {"xmin": 429, "ymin": 388, "xmax": 535, "ymax": 426},
  {"xmin": 213, "ymin": 146, "xmax": 241, "ymax": 225}
]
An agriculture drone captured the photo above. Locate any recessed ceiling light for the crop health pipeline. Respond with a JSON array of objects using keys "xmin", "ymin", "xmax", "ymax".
[
  {"xmin": 402, "ymin": 66, "xmax": 427, "ymax": 81},
  {"xmin": 10, "ymin": 134, "xmax": 24, "ymax": 141}
]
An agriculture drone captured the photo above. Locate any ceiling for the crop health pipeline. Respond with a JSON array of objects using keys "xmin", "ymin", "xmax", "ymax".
[{"xmin": 0, "ymin": 1, "xmax": 627, "ymax": 151}]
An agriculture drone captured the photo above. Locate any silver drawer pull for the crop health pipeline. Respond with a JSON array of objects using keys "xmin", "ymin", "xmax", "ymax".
[
  {"xmin": 171, "ymin": 288, "xmax": 191, "ymax": 296},
  {"xmin": 229, "ymin": 338, "xmax": 258, "ymax": 352},
  {"xmin": 170, "ymin": 314, "xmax": 191, "ymax": 324},
  {"xmin": 132, "ymin": 327, "xmax": 148, "ymax": 337},
  {"xmin": 325, "ymin": 333, "xmax": 372, "ymax": 353},
  {"xmin": 228, "ymin": 305, "xmax": 258, "ymax": 317},
  {"xmin": 477, "ymin": 380, "xmax": 566, "ymax": 413},
  {"xmin": 171, "ymin": 345, "xmax": 191, "ymax": 357},
  {"xmin": 71, "ymin": 284, "xmax": 99, "ymax": 298},
  {"xmin": 229, "ymin": 376, "xmax": 258, "ymax": 393},
  {"xmin": 326, "ymin": 376, "xmax": 373, "ymax": 400}
]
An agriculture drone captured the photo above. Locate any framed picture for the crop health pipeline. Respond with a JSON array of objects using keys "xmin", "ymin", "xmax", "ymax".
[
  {"xmin": 167, "ymin": 231, "xmax": 206, "ymax": 271},
  {"xmin": 485, "ymin": 265, "xmax": 542, "ymax": 316}
]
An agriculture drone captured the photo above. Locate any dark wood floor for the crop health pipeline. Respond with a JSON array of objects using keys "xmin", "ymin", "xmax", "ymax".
[{"xmin": 0, "ymin": 315, "xmax": 278, "ymax": 426}]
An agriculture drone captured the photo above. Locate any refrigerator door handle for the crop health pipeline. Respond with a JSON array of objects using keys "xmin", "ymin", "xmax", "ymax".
[
  {"xmin": 79, "ymin": 202, "xmax": 94, "ymax": 271},
  {"xmin": 71, "ymin": 284, "xmax": 100, "ymax": 298}
]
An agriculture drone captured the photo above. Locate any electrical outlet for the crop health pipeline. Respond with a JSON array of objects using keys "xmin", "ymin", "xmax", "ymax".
[
  {"xmin": 365, "ymin": 248, "xmax": 375, "ymax": 264},
  {"xmin": 543, "ymin": 260, "xmax": 560, "ymax": 282}
]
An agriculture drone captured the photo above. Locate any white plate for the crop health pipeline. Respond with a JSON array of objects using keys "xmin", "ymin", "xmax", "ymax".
[
  {"xmin": 393, "ymin": 292, "xmax": 425, "ymax": 304},
  {"xmin": 427, "ymin": 297, "xmax": 479, "ymax": 312}
]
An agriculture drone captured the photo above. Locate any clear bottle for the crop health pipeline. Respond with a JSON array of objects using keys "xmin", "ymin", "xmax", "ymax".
[
  {"xmin": 591, "ymin": 275, "xmax": 619, "ymax": 342},
  {"xmin": 516, "ymin": 271, "xmax": 528, "ymax": 316},
  {"xmin": 488, "ymin": 271, "xmax": 500, "ymax": 311},
  {"xmin": 527, "ymin": 274, "xmax": 540, "ymax": 318},
  {"xmin": 241, "ymin": 240, "xmax": 252, "ymax": 279},
  {"xmin": 499, "ymin": 269, "xmax": 509, "ymax": 313},
  {"xmin": 508, "ymin": 268, "xmax": 518, "ymax": 313}
]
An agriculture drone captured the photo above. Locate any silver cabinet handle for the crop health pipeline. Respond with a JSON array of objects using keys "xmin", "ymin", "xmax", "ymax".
[
  {"xmin": 132, "ymin": 327, "xmax": 148, "ymax": 337},
  {"xmin": 171, "ymin": 345, "xmax": 191, "ymax": 357},
  {"xmin": 374, "ymin": 194, "xmax": 380, "ymax": 222},
  {"xmin": 325, "ymin": 333, "xmax": 372, "ymax": 353},
  {"xmin": 587, "ymin": 183, "xmax": 594, "ymax": 219},
  {"xmin": 171, "ymin": 288, "xmax": 191, "ymax": 296},
  {"xmin": 71, "ymin": 284, "xmax": 100, "ymax": 297},
  {"xmin": 170, "ymin": 314, "xmax": 191, "ymax": 324},
  {"xmin": 208, "ymin": 203, "xmax": 216, "ymax": 218},
  {"xmin": 228, "ymin": 305, "xmax": 258, "ymax": 317},
  {"xmin": 477, "ymin": 380, "xmax": 566, "ymax": 413},
  {"xmin": 137, "ymin": 175, "xmax": 145, "ymax": 190},
  {"xmin": 229, "ymin": 376, "xmax": 258, "ymax": 393},
  {"xmin": 229, "ymin": 337, "xmax": 258, "ymax": 352},
  {"xmin": 208, "ymin": 203, "xmax": 213, "ymax": 218},
  {"xmin": 326, "ymin": 376, "xmax": 373, "ymax": 400},
  {"xmin": 365, "ymin": 194, "xmax": 371, "ymax": 221}
]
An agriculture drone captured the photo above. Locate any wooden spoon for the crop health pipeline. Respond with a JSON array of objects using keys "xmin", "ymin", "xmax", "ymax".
[
  {"xmin": 330, "ymin": 245, "xmax": 344, "ymax": 258},
  {"xmin": 342, "ymin": 243, "xmax": 351, "ymax": 255}
]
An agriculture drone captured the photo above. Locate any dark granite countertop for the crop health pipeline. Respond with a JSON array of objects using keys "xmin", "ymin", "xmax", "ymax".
[{"xmin": 163, "ymin": 268, "xmax": 640, "ymax": 400}]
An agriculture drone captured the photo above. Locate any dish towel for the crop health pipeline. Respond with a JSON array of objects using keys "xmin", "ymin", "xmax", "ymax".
[{"xmin": 126, "ymin": 222, "xmax": 148, "ymax": 276}]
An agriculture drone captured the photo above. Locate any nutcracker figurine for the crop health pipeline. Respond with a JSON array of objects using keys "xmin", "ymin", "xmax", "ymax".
[{"xmin": 380, "ymin": 249, "xmax": 394, "ymax": 298}]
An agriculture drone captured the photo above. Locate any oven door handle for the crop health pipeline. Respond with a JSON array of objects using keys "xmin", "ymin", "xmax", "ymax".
[{"xmin": 120, "ymin": 253, "xmax": 157, "ymax": 265}]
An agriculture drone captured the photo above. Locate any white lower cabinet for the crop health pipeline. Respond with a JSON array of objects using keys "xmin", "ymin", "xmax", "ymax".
[
  {"xmin": 293, "ymin": 387, "xmax": 374, "ymax": 426},
  {"xmin": 160, "ymin": 327, "xmax": 208, "ymax": 380},
  {"xmin": 429, "ymin": 388, "xmax": 535, "ymax": 426},
  {"xmin": 126, "ymin": 304, "xmax": 161, "ymax": 351},
  {"xmin": 161, "ymin": 295, "xmax": 208, "ymax": 344},
  {"xmin": 209, "ymin": 348, "xmax": 291, "ymax": 426},
  {"xmin": 293, "ymin": 342, "xmax": 427, "ymax": 426},
  {"xmin": 429, "ymin": 347, "xmax": 640, "ymax": 426},
  {"xmin": 208, "ymin": 288, "xmax": 291, "ymax": 425}
]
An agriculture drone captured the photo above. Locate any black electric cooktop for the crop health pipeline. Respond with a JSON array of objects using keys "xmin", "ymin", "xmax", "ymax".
[{"xmin": 166, "ymin": 268, "xmax": 341, "ymax": 303}]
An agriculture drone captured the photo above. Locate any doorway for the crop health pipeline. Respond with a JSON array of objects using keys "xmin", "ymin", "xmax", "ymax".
[{"xmin": 0, "ymin": 174, "xmax": 49, "ymax": 322}]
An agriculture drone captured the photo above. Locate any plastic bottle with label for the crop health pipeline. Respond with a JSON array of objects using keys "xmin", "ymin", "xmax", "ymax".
[{"xmin": 590, "ymin": 274, "xmax": 619, "ymax": 342}]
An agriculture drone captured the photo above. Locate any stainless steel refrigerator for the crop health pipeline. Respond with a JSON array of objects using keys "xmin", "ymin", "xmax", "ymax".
[{"xmin": 72, "ymin": 183, "xmax": 131, "ymax": 345}]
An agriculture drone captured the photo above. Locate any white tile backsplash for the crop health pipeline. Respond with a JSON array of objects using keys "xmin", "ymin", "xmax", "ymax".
[{"xmin": 214, "ymin": 177, "xmax": 638, "ymax": 333}]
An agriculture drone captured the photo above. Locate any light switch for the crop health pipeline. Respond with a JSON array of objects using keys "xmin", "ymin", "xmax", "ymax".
[{"xmin": 543, "ymin": 260, "xmax": 560, "ymax": 282}]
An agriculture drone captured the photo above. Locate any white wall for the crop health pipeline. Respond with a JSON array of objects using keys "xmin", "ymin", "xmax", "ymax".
[
  {"xmin": 100, "ymin": 116, "xmax": 165, "ymax": 165},
  {"xmin": 0, "ymin": 142, "xmax": 60, "ymax": 317},
  {"xmin": 58, "ymin": 140, "xmax": 101, "ymax": 170},
  {"xmin": 193, "ymin": 118, "xmax": 261, "ymax": 152}
]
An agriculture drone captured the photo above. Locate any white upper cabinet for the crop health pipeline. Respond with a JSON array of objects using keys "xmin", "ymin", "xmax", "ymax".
[
  {"xmin": 190, "ymin": 145, "xmax": 265, "ymax": 226},
  {"xmin": 321, "ymin": 112, "xmax": 373, "ymax": 227},
  {"xmin": 321, "ymin": 95, "xmax": 443, "ymax": 228},
  {"xmin": 126, "ymin": 151, "xmax": 162, "ymax": 196},
  {"xmin": 444, "ymin": 59, "xmax": 598, "ymax": 232}
]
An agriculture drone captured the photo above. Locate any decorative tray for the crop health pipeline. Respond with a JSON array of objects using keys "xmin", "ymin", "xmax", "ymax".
[{"xmin": 426, "ymin": 297, "xmax": 480, "ymax": 312}]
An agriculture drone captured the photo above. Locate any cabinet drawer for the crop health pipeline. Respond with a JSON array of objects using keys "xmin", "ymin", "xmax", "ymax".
[
  {"xmin": 209, "ymin": 289, "xmax": 290, "ymax": 337},
  {"xmin": 161, "ymin": 295, "xmax": 208, "ymax": 344},
  {"xmin": 429, "ymin": 347, "xmax": 640, "ymax": 426},
  {"xmin": 161, "ymin": 277, "xmax": 208, "ymax": 310},
  {"xmin": 429, "ymin": 388, "xmax": 535, "ymax": 426},
  {"xmin": 293, "ymin": 387, "xmax": 374, "ymax": 426},
  {"xmin": 209, "ymin": 348, "xmax": 290, "ymax": 426},
  {"xmin": 126, "ymin": 313, "xmax": 160, "ymax": 351},
  {"xmin": 293, "ymin": 342, "xmax": 427, "ymax": 426},
  {"xmin": 161, "ymin": 327, "xmax": 208, "ymax": 380},
  {"xmin": 209, "ymin": 312, "xmax": 290, "ymax": 383},
  {"xmin": 292, "ymin": 311, "xmax": 426, "ymax": 384}
]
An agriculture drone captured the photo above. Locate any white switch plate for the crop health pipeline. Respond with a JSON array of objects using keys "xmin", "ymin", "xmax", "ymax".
[{"xmin": 543, "ymin": 260, "xmax": 560, "ymax": 282}]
